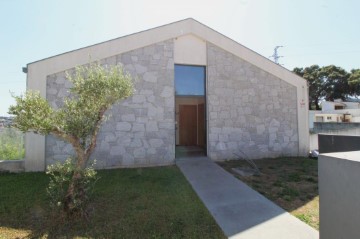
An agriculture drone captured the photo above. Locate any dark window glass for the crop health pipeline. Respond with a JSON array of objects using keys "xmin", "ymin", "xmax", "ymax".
[{"xmin": 175, "ymin": 65, "xmax": 205, "ymax": 96}]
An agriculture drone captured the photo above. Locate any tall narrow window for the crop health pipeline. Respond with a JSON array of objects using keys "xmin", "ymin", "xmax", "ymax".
[{"xmin": 175, "ymin": 64, "xmax": 206, "ymax": 157}]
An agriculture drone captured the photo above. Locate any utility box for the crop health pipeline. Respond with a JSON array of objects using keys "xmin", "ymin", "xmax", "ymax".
[{"xmin": 319, "ymin": 151, "xmax": 360, "ymax": 239}]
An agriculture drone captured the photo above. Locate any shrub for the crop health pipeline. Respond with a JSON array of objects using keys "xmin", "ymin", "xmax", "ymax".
[{"xmin": 46, "ymin": 158, "xmax": 98, "ymax": 218}]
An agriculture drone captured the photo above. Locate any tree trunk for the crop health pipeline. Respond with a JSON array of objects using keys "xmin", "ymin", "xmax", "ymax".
[
  {"xmin": 63, "ymin": 145, "xmax": 89, "ymax": 216},
  {"xmin": 55, "ymin": 118, "xmax": 102, "ymax": 216},
  {"xmin": 315, "ymin": 99, "xmax": 321, "ymax": 110}
]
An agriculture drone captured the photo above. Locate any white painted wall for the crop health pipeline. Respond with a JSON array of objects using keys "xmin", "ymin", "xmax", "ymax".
[
  {"xmin": 174, "ymin": 34, "xmax": 206, "ymax": 65},
  {"xmin": 309, "ymin": 110, "xmax": 321, "ymax": 129}
]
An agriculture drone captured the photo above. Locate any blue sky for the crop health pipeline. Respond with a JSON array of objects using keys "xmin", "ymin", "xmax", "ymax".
[{"xmin": 1, "ymin": 0, "xmax": 359, "ymax": 116}]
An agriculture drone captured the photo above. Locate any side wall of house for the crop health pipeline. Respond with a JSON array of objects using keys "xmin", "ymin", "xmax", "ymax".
[
  {"xmin": 207, "ymin": 43, "xmax": 299, "ymax": 160},
  {"xmin": 45, "ymin": 40, "xmax": 175, "ymax": 168}
]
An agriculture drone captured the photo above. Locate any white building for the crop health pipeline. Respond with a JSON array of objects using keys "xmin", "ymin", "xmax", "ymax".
[
  {"xmin": 310, "ymin": 100, "xmax": 360, "ymax": 128},
  {"xmin": 23, "ymin": 19, "xmax": 309, "ymax": 171}
]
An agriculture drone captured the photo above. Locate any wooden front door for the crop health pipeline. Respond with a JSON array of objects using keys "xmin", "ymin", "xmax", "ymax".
[
  {"xmin": 179, "ymin": 105, "xmax": 197, "ymax": 146},
  {"xmin": 197, "ymin": 103, "xmax": 205, "ymax": 147}
]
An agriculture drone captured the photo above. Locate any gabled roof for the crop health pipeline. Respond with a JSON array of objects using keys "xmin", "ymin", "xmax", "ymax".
[
  {"xmin": 25, "ymin": 18, "xmax": 310, "ymax": 170},
  {"xmin": 27, "ymin": 18, "xmax": 306, "ymax": 93}
]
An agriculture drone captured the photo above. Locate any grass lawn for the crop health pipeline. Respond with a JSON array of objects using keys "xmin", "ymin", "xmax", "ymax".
[
  {"xmin": 0, "ymin": 166, "xmax": 225, "ymax": 239},
  {"xmin": 218, "ymin": 157, "xmax": 319, "ymax": 230}
]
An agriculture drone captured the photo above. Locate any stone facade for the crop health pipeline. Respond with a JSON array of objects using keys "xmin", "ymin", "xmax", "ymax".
[
  {"xmin": 207, "ymin": 43, "xmax": 299, "ymax": 160},
  {"xmin": 44, "ymin": 40, "xmax": 300, "ymax": 168},
  {"xmin": 46, "ymin": 40, "xmax": 175, "ymax": 168}
]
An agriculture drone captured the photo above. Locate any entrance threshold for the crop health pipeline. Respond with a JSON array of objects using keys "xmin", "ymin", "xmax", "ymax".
[{"xmin": 175, "ymin": 146, "xmax": 206, "ymax": 158}]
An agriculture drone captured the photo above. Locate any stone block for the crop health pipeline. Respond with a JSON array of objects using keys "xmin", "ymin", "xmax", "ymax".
[
  {"xmin": 219, "ymin": 134, "xmax": 229, "ymax": 142},
  {"xmin": 209, "ymin": 133, "xmax": 218, "ymax": 141},
  {"xmin": 139, "ymin": 89, "xmax": 154, "ymax": 95},
  {"xmin": 129, "ymin": 139, "xmax": 142, "ymax": 147},
  {"xmin": 215, "ymin": 142, "xmax": 226, "ymax": 151},
  {"xmin": 135, "ymin": 64, "xmax": 147, "ymax": 74},
  {"xmin": 121, "ymin": 114, "xmax": 136, "ymax": 122},
  {"xmin": 134, "ymin": 148, "xmax": 146, "ymax": 158},
  {"xmin": 132, "ymin": 123, "xmax": 145, "ymax": 132},
  {"xmin": 158, "ymin": 122, "xmax": 174, "ymax": 130},
  {"xmin": 149, "ymin": 139, "xmax": 164, "ymax": 148},
  {"xmin": 99, "ymin": 141, "xmax": 110, "ymax": 151},
  {"xmin": 47, "ymin": 88, "xmax": 58, "ymax": 95},
  {"xmin": 146, "ymin": 121, "xmax": 159, "ymax": 132},
  {"xmin": 256, "ymin": 125, "xmax": 265, "ymax": 135},
  {"xmin": 105, "ymin": 133, "xmax": 116, "ymax": 142},
  {"xmin": 160, "ymin": 86, "xmax": 173, "ymax": 98},
  {"xmin": 143, "ymin": 72, "xmax": 157, "ymax": 83},
  {"xmin": 132, "ymin": 95, "xmax": 146, "ymax": 103},
  {"xmin": 116, "ymin": 122, "xmax": 132, "ymax": 131},
  {"xmin": 110, "ymin": 146, "xmax": 125, "ymax": 156},
  {"xmin": 131, "ymin": 56, "xmax": 138, "ymax": 62},
  {"xmin": 146, "ymin": 148, "xmax": 156, "ymax": 155},
  {"xmin": 268, "ymin": 127, "xmax": 278, "ymax": 133}
]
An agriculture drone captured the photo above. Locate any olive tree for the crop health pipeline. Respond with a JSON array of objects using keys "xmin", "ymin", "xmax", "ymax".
[{"xmin": 9, "ymin": 62, "xmax": 134, "ymax": 215}]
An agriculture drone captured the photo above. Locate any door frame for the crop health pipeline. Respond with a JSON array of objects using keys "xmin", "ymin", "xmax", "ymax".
[{"xmin": 174, "ymin": 64, "xmax": 207, "ymax": 157}]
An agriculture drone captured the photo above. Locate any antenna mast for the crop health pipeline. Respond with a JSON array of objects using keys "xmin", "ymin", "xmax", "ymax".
[{"xmin": 270, "ymin": 45, "xmax": 283, "ymax": 64}]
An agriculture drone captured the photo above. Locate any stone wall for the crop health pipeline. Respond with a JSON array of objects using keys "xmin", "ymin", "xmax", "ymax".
[
  {"xmin": 0, "ymin": 160, "xmax": 24, "ymax": 173},
  {"xmin": 207, "ymin": 43, "xmax": 299, "ymax": 160},
  {"xmin": 44, "ymin": 40, "xmax": 300, "ymax": 167},
  {"xmin": 45, "ymin": 40, "xmax": 175, "ymax": 168}
]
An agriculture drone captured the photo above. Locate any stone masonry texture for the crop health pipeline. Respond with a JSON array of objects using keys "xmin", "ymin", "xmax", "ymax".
[
  {"xmin": 45, "ymin": 39, "xmax": 299, "ymax": 168},
  {"xmin": 46, "ymin": 40, "xmax": 175, "ymax": 168},
  {"xmin": 207, "ymin": 43, "xmax": 299, "ymax": 160}
]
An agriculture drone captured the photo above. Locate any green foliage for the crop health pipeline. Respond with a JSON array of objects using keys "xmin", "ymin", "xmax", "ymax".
[
  {"xmin": 9, "ymin": 62, "xmax": 134, "ymax": 147},
  {"xmin": 9, "ymin": 62, "xmax": 134, "ymax": 217},
  {"xmin": 9, "ymin": 92, "xmax": 55, "ymax": 134},
  {"xmin": 293, "ymin": 65, "xmax": 359, "ymax": 110},
  {"xmin": 46, "ymin": 158, "xmax": 98, "ymax": 216},
  {"xmin": 320, "ymin": 65, "xmax": 350, "ymax": 101},
  {"xmin": 349, "ymin": 69, "xmax": 360, "ymax": 84},
  {"xmin": 296, "ymin": 213, "xmax": 312, "ymax": 224},
  {"xmin": 60, "ymin": 63, "xmax": 134, "ymax": 142},
  {"xmin": 0, "ymin": 127, "xmax": 25, "ymax": 160},
  {"xmin": 349, "ymin": 69, "xmax": 360, "ymax": 95}
]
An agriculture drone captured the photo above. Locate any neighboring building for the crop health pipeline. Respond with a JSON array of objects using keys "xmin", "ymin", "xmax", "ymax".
[
  {"xmin": 309, "ymin": 99, "xmax": 360, "ymax": 150},
  {"xmin": 24, "ymin": 18, "xmax": 309, "ymax": 171},
  {"xmin": 310, "ymin": 100, "xmax": 360, "ymax": 129},
  {"xmin": 0, "ymin": 116, "xmax": 13, "ymax": 129},
  {"xmin": 322, "ymin": 100, "xmax": 360, "ymax": 111}
]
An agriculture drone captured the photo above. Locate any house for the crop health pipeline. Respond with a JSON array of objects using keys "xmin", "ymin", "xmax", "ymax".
[
  {"xmin": 24, "ymin": 18, "xmax": 309, "ymax": 171},
  {"xmin": 309, "ymin": 100, "xmax": 360, "ymax": 129},
  {"xmin": 0, "ymin": 116, "xmax": 13, "ymax": 129},
  {"xmin": 322, "ymin": 100, "xmax": 360, "ymax": 111}
]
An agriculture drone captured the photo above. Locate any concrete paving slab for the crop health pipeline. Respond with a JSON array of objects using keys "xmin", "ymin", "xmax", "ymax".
[{"xmin": 176, "ymin": 156, "xmax": 319, "ymax": 239}]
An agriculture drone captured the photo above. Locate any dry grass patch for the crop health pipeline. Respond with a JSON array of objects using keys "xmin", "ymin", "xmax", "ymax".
[{"xmin": 218, "ymin": 157, "xmax": 319, "ymax": 230}]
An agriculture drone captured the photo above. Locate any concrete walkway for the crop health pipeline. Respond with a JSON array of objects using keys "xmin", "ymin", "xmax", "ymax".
[{"xmin": 176, "ymin": 157, "xmax": 319, "ymax": 239}]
